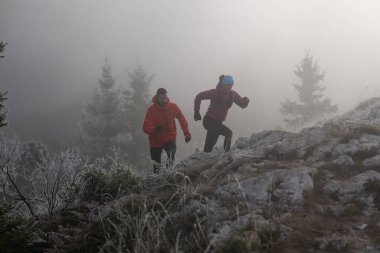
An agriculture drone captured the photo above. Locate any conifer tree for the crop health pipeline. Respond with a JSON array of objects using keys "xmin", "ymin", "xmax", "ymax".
[
  {"xmin": 121, "ymin": 65, "xmax": 152, "ymax": 167},
  {"xmin": 0, "ymin": 91, "xmax": 7, "ymax": 129},
  {"xmin": 0, "ymin": 42, "xmax": 8, "ymax": 128},
  {"xmin": 0, "ymin": 41, "xmax": 6, "ymax": 58},
  {"xmin": 79, "ymin": 58, "xmax": 124, "ymax": 160},
  {"xmin": 281, "ymin": 52, "xmax": 337, "ymax": 129}
]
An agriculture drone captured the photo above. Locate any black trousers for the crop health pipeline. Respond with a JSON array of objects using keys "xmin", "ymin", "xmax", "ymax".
[
  {"xmin": 203, "ymin": 116, "xmax": 232, "ymax": 153},
  {"xmin": 150, "ymin": 141, "xmax": 176, "ymax": 171}
]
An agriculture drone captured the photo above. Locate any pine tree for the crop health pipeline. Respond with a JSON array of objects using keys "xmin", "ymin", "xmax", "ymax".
[
  {"xmin": 121, "ymin": 65, "xmax": 152, "ymax": 167},
  {"xmin": 79, "ymin": 58, "xmax": 124, "ymax": 160},
  {"xmin": 0, "ymin": 41, "xmax": 6, "ymax": 58},
  {"xmin": 0, "ymin": 42, "xmax": 8, "ymax": 128},
  {"xmin": 281, "ymin": 52, "xmax": 337, "ymax": 129},
  {"xmin": 0, "ymin": 91, "xmax": 7, "ymax": 128}
]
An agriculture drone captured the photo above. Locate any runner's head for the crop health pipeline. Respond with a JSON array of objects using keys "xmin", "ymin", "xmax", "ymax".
[
  {"xmin": 219, "ymin": 75, "xmax": 234, "ymax": 91},
  {"xmin": 156, "ymin": 88, "xmax": 168, "ymax": 106}
]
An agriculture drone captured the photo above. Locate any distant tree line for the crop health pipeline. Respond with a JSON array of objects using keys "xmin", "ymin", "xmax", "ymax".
[
  {"xmin": 1, "ymin": 41, "xmax": 153, "ymax": 170},
  {"xmin": 78, "ymin": 58, "xmax": 152, "ymax": 169}
]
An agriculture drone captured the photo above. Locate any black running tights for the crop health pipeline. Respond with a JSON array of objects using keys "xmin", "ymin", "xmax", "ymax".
[{"xmin": 203, "ymin": 116, "xmax": 232, "ymax": 153}]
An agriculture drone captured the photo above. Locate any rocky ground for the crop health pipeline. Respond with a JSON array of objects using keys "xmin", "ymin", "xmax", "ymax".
[{"xmin": 31, "ymin": 98, "xmax": 380, "ymax": 253}]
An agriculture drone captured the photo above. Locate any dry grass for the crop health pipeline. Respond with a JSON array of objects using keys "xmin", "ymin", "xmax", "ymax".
[
  {"xmin": 352, "ymin": 149, "xmax": 379, "ymax": 163},
  {"xmin": 364, "ymin": 178, "xmax": 380, "ymax": 210},
  {"xmin": 278, "ymin": 211, "xmax": 353, "ymax": 252},
  {"xmin": 365, "ymin": 213, "xmax": 380, "ymax": 246},
  {"xmin": 318, "ymin": 161, "xmax": 366, "ymax": 182},
  {"xmin": 363, "ymin": 178, "xmax": 380, "ymax": 193},
  {"xmin": 327, "ymin": 124, "xmax": 380, "ymax": 143},
  {"xmin": 265, "ymin": 168, "xmax": 375, "ymax": 253},
  {"xmin": 211, "ymin": 214, "xmax": 284, "ymax": 253},
  {"xmin": 215, "ymin": 235, "xmax": 250, "ymax": 253},
  {"xmin": 78, "ymin": 171, "xmax": 213, "ymax": 253},
  {"xmin": 196, "ymin": 158, "xmax": 258, "ymax": 197},
  {"xmin": 273, "ymin": 171, "xmax": 334, "ymax": 251},
  {"xmin": 182, "ymin": 160, "xmax": 215, "ymax": 183},
  {"xmin": 264, "ymin": 146, "xmax": 298, "ymax": 161}
]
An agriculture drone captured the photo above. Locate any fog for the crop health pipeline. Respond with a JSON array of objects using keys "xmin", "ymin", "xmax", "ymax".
[{"xmin": 1, "ymin": 0, "xmax": 380, "ymax": 157}]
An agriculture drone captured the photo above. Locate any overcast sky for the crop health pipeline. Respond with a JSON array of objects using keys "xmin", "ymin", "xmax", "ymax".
[{"xmin": 1, "ymin": 0, "xmax": 380, "ymax": 150}]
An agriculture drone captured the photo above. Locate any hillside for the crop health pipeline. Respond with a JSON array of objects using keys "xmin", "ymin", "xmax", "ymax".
[{"xmin": 26, "ymin": 97, "xmax": 380, "ymax": 252}]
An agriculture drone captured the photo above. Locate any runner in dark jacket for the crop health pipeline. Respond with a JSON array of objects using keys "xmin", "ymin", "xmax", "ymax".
[{"xmin": 194, "ymin": 75, "xmax": 249, "ymax": 152}]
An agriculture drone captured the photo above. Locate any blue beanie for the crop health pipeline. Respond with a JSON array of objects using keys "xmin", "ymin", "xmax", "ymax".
[{"xmin": 221, "ymin": 75, "xmax": 234, "ymax": 86}]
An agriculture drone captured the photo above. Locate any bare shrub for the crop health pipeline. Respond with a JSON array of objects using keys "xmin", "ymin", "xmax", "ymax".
[
  {"xmin": 80, "ymin": 157, "xmax": 139, "ymax": 203},
  {"xmin": 0, "ymin": 137, "xmax": 87, "ymax": 218}
]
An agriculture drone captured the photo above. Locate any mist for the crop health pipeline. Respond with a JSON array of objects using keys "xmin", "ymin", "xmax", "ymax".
[{"xmin": 1, "ymin": 0, "xmax": 380, "ymax": 158}]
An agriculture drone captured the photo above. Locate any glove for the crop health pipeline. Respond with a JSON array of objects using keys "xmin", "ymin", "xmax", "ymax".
[
  {"xmin": 242, "ymin": 97, "xmax": 250, "ymax": 107},
  {"xmin": 194, "ymin": 111, "xmax": 202, "ymax": 121},
  {"xmin": 154, "ymin": 125, "xmax": 162, "ymax": 132},
  {"xmin": 185, "ymin": 137, "xmax": 191, "ymax": 143}
]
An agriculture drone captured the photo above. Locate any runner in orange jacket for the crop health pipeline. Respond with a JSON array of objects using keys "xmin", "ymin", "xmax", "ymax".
[{"xmin": 143, "ymin": 88, "xmax": 191, "ymax": 173}]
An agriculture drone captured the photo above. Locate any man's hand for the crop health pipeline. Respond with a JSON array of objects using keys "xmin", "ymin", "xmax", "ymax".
[
  {"xmin": 185, "ymin": 137, "xmax": 191, "ymax": 143},
  {"xmin": 242, "ymin": 97, "xmax": 250, "ymax": 107},
  {"xmin": 154, "ymin": 125, "xmax": 162, "ymax": 132},
  {"xmin": 194, "ymin": 111, "xmax": 202, "ymax": 121}
]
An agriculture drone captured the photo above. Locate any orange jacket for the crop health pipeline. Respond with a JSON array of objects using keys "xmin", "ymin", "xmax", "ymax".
[{"xmin": 143, "ymin": 95, "xmax": 191, "ymax": 147}]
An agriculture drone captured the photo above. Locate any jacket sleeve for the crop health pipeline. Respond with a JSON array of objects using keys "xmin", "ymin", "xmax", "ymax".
[
  {"xmin": 194, "ymin": 89, "xmax": 214, "ymax": 112},
  {"xmin": 143, "ymin": 107, "xmax": 155, "ymax": 135},
  {"xmin": 233, "ymin": 91, "xmax": 249, "ymax": 108},
  {"xmin": 174, "ymin": 104, "xmax": 191, "ymax": 138}
]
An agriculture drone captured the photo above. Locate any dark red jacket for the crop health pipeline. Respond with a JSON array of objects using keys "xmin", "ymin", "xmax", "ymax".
[
  {"xmin": 194, "ymin": 84, "xmax": 248, "ymax": 122},
  {"xmin": 143, "ymin": 95, "xmax": 191, "ymax": 147}
]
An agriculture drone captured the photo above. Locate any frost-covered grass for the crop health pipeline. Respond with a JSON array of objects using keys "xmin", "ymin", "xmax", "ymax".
[{"xmin": 79, "ymin": 171, "xmax": 211, "ymax": 253}]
